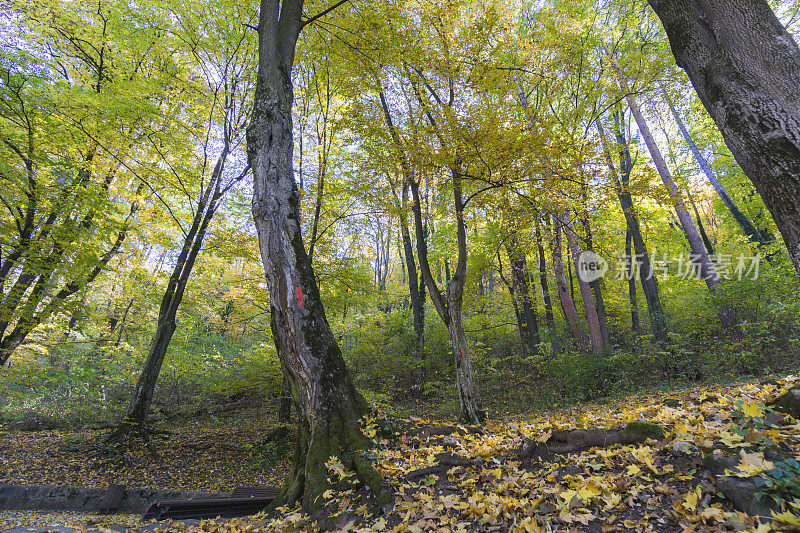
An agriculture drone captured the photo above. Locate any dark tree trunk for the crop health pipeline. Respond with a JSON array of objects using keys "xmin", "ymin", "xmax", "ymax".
[
  {"xmin": 597, "ymin": 117, "xmax": 669, "ymax": 342},
  {"xmin": 246, "ymin": 0, "xmax": 390, "ymax": 513},
  {"xmin": 111, "ymin": 154, "xmax": 227, "ymax": 440},
  {"xmin": 505, "ymin": 237, "xmax": 540, "ymax": 357},
  {"xmin": 400, "ymin": 182, "xmax": 426, "ymax": 384},
  {"xmin": 376, "ymin": 84, "xmax": 426, "ymax": 386},
  {"xmin": 687, "ymin": 188, "xmax": 716, "ymax": 255},
  {"xmin": 626, "ymin": 230, "xmax": 641, "ymax": 335},
  {"xmin": 534, "ymin": 215, "xmax": 555, "ymax": 334},
  {"xmin": 662, "ymin": 87, "xmax": 769, "ymax": 247},
  {"xmin": 647, "ymin": 0, "xmax": 800, "ymax": 276}
]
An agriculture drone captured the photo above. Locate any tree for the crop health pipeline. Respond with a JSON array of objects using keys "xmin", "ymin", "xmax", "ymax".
[
  {"xmin": 646, "ymin": 0, "xmax": 800, "ymax": 278},
  {"xmin": 246, "ymin": 0, "xmax": 391, "ymax": 513},
  {"xmin": 0, "ymin": 1, "xmax": 157, "ymax": 365},
  {"xmin": 109, "ymin": 0, "xmax": 254, "ymax": 439},
  {"xmin": 606, "ymin": 49, "xmax": 743, "ymax": 340},
  {"xmin": 596, "ymin": 114, "xmax": 669, "ymax": 342},
  {"xmin": 557, "ymin": 210, "xmax": 604, "ymax": 353},
  {"xmin": 660, "ymin": 88, "xmax": 769, "ymax": 247}
]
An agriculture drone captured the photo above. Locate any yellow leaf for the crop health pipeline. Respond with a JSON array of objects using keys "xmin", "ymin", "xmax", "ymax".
[
  {"xmin": 772, "ymin": 510, "xmax": 800, "ymax": 527},
  {"xmin": 734, "ymin": 451, "xmax": 774, "ymax": 477},
  {"xmin": 742, "ymin": 401, "xmax": 765, "ymax": 418}
]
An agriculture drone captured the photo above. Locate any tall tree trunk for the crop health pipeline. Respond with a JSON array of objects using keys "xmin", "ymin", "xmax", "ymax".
[
  {"xmin": 377, "ymin": 82, "xmax": 426, "ymax": 390},
  {"xmin": 686, "ymin": 188, "xmax": 715, "ymax": 255},
  {"xmin": 408, "ymin": 168, "xmax": 484, "ymax": 425},
  {"xmin": 399, "ymin": 182, "xmax": 426, "ymax": 386},
  {"xmin": 581, "ymin": 215, "xmax": 611, "ymax": 348},
  {"xmin": 597, "ymin": 117, "xmax": 669, "ymax": 342},
  {"xmin": 551, "ymin": 214, "xmax": 584, "ymax": 343},
  {"xmin": 608, "ymin": 55, "xmax": 742, "ymax": 339},
  {"xmin": 626, "ymin": 230, "xmax": 641, "ymax": 335},
  {"xmin": 246, "ymin": 0, "xmax": 390, "ymax": 513},
  {"xmin": 111, "ymin": 154, "xmax": 227, "ymax": 439},
  {"xmin": 534, "ymin": 215, "xmax": 555, "ymax": 334},
  {"xmin": 505, "ymin": 236, "xmax": 541, "ymax": 357},
  {"xmin": 662, "ymin": 88, "xmax": 769, "ymax": 246},
  {"xmin": 647, "ymin": 0, "xmax": 800, "ymax": 275},
  {"xmin": 557, "ymin": 210, "xmax": 604, "ymax": 354}
]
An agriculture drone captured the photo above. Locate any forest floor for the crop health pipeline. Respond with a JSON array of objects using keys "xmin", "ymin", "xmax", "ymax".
[{"xmin": 3, "ymin": 377, "xmax": 800, "ymax": 532}]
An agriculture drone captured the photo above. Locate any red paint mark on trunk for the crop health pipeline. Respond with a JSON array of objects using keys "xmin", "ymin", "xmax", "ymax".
[
  {"xmin": 460, "ymin": 346, "xmax": 465, "ymax": 359},
  {"xmin": 295, "ymin": 287, "xmax": 305, "ymax": 310}
]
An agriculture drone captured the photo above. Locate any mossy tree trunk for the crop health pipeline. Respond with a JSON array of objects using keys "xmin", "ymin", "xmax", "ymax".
[{"xmin": 246, "ymin": 0, "xmax": 390, "ymax": 514}]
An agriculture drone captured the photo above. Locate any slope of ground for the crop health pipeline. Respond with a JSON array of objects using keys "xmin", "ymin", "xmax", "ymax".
[{"xmin": 4, "ymin": 377, "xmax": 800, "ymax": 531}]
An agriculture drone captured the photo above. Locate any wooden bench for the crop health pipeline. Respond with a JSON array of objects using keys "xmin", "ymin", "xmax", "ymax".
[{"xmin": 141, "ymin": 486, "xmax": 280, "ymax": 521}]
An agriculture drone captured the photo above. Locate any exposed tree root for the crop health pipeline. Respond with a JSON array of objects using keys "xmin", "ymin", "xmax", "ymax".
[{"xmin": 519, "ymin": 421, "xmax": 665, "ymax": 459}]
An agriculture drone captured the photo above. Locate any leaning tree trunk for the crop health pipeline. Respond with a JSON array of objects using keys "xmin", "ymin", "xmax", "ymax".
[
  {"xmin": 597, "ymin": 117, "xmax": 669, "ymax": 342},
  {"xmin": 662, "ymin": 87, "xmax": 769, "ymax": 247},
  {"xmin": 608, "ymin": 57, "xmax": 743, "ymax": 339},
  {"xmin": 247, "ymin": 0, "xmax": 390, "ymax": 514},
  {"xmin": 557, "ymin": 211, "xmax": 605, "ymax": 354},
  {"xmin": 111, "ymin": 160, "xmax": 222, "ymax": 440},
  {"xmin": 647, "ymin": 0, "xmax": 800, "ymax": 276},
  {"xmin": 551, "ymin": 214, "xmax": 584, "ymax": 344}
]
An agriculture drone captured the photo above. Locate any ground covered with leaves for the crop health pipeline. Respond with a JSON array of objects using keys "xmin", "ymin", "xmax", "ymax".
[{"xmin": 7, "ymin": 377, "xmax": 800, "ymax": 531}]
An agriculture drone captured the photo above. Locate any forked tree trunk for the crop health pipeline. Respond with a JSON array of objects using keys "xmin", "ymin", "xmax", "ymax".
[
  {"xmin": 247, "ymin": 0, "xmax": 390, "ymax": 514},
  {"xmin": 647, "ymin": 0, "xmax": 800, "ymax": 276},
  {"xmin": 408, "ymin": 169, "xmax": 485, "ymax": 425},
  {"xmin": 557, "ymin": 211, "xmax": 604, "ymax": 354},
  {"xmin": 597, "ymin": 117, "xmax": 669, "ymax": 342},
  {"xmin": 551, "ymin": 214, "xmax": 584, "ymax": 343}
]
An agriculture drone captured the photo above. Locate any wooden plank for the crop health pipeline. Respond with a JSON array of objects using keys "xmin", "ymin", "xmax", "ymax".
[
  {"xmin": 230, "ymin": 487, "xmax": 281, "ymax": 499},
  {"xmin": 141, "ymin": 494, "xmax": 279, "ymax": 521},
  {"xmin": 98, "ymin": 484, "xmax": 126, "ymax": 514}
]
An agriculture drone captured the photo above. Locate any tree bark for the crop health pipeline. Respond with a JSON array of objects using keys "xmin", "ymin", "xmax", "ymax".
[
  {"xmin": 580, "ymin": 215, "xmax": 611, "ymax": 348},
  {"xmin": 626, "ymin": 229, "xmax": 641, "ymax": 335},
  {"xmin": 505, "ymin": 236, "xmax": 541, "ymax": 357},
  {"xmin": 408, "ymin": 168, "xmax": 485, "ymax": 425},
  {"xmin": 534, "ymin": 215, "xmax": 556, "ymax": 335},
  {"xmin": 246, "ymin": 0, "xmax": 390, "ymax": 513},
  {"xmin": 551, "ymin": 213, "xmax": 584, "ymax": 344},
  {"xmin": 647, "ymin": 0, "xmax": 800, "ymax": 275},
  {"xmin": 557, "ymin": 210, "xmax": 604, "ymax": 354}
]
